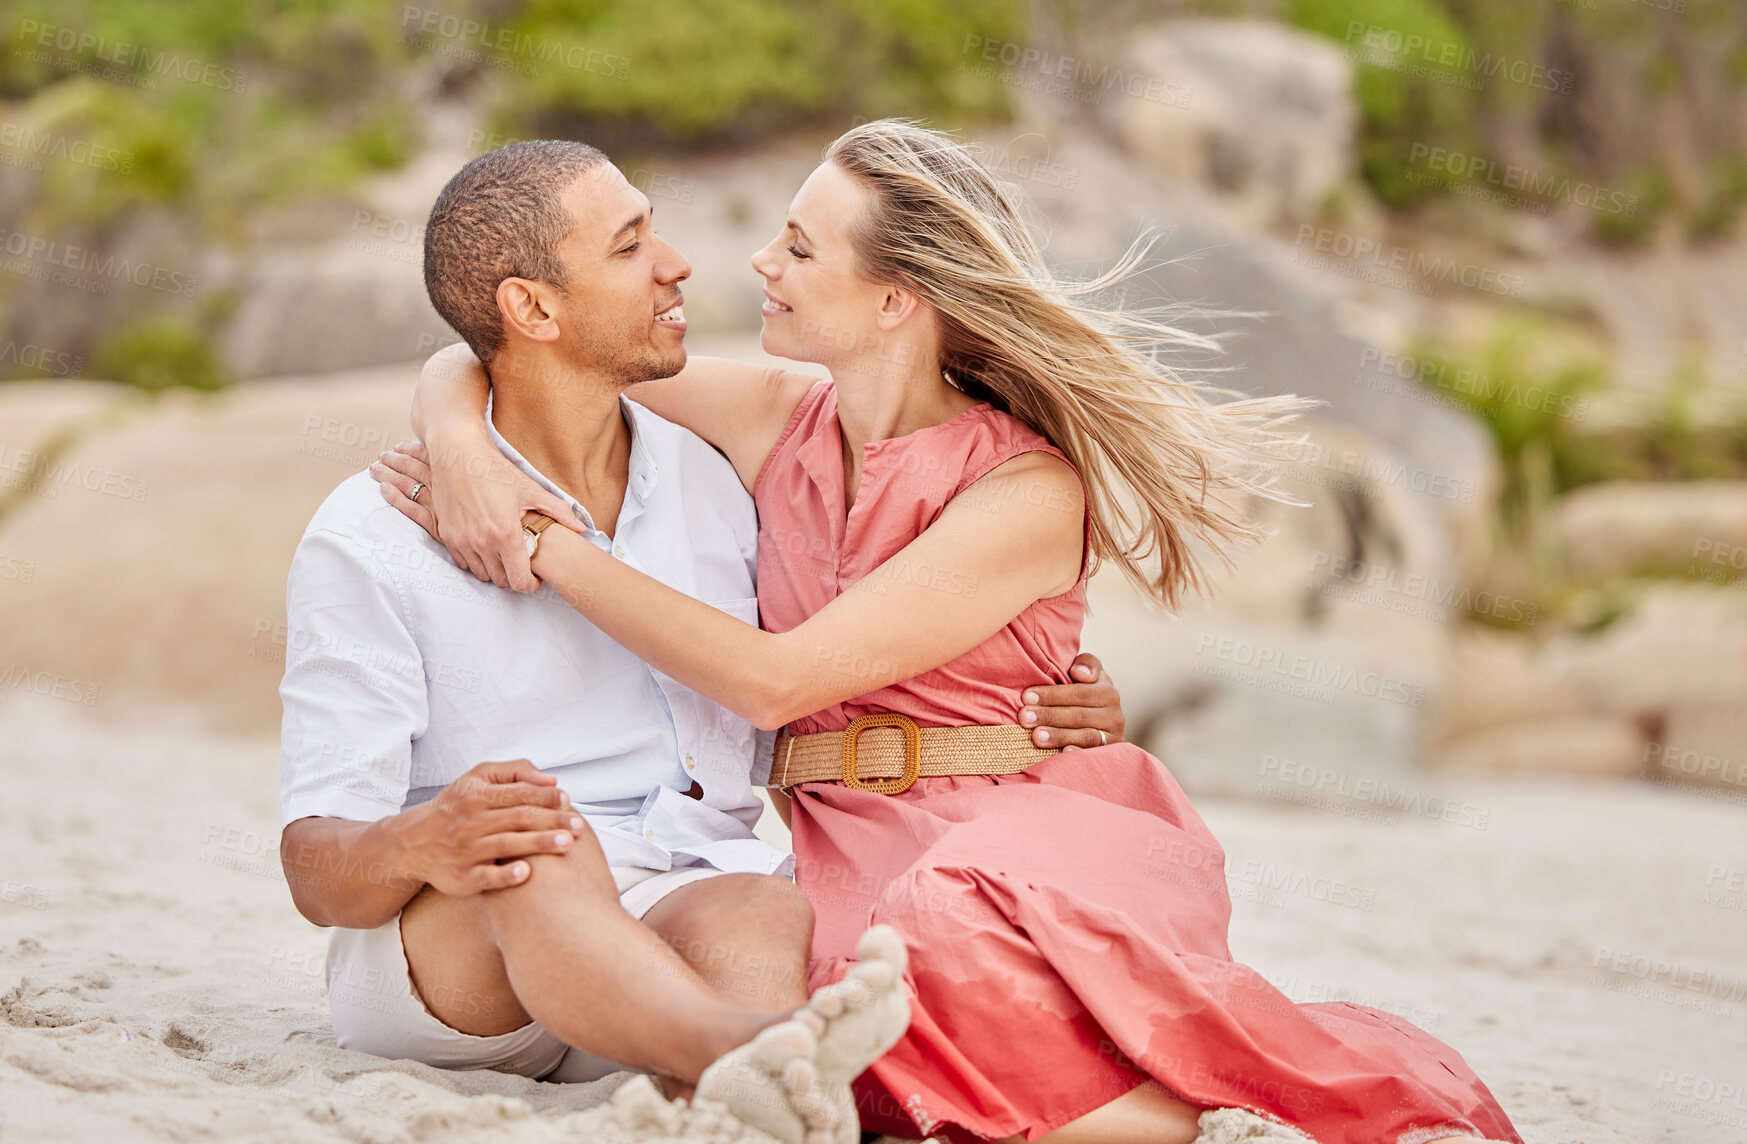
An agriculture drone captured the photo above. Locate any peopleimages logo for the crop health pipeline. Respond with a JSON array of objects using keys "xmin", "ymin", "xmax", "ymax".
[
  {"xmin": 1193, "ymin": 634, "xmax": 1427, "ymax": 708},
  {"xmin": 0, "ymin": 123, "xmax": 133, "ymax": 173},
  {"xmin": 960, "ymin": 35, "xmax": 1193, "ymax": 110},
  {"xmin": 399, "ymin": 7, "xmax": 629, "ymax": 80},
  {"xmin": 1294, "ymin": 225, "xmax": 1525, "ymax": 300},
  {"xmin": 1358, "ymin": 347, "xmax": 1589, "ymax": 421},
  {"xmin": 0, "ymin": 228, "xmax": 198, "ymax": 298},
  {"xmin": 0, "ymin": 665, "xmax": 100, "ymax": 706},
  {"xmin": 15, "ymin": 20, "xmax": 249, "ymax": 92},
  {"xmin": 1342, "ymin": 21, "xmax": 1573, "ymax": 95},
  {"xmin": 1407, "ymin": 144, "xmax": 1637, "ymax": 216}
]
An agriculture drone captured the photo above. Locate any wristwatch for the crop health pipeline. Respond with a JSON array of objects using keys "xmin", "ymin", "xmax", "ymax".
[{"xmin": 522, "ymin": 511, "xmax": 557, "ymax": 559}]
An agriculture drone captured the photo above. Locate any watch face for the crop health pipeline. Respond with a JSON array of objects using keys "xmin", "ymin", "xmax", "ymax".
[{"xmin": 524, "ymin": 528, "xmax": 538, "ymax": 558}]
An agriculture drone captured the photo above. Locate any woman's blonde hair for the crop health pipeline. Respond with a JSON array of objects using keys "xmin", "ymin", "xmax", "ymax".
[{"xmin": 824, "ymin": 119, "xmax": 1305, "ymax": 611}]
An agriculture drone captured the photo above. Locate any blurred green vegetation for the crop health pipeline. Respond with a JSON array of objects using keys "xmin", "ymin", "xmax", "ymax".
[
  {"xmin": 1407, "ymin": 319, "xmax": 1606, "ymax": 536},
  {"xmin": 91, "ymin": 317, "xmax": 230, "ymax": 391},
  {"xmin": 1286, "ymin": 0, "xmax": 1479, "ymax": 209},
  {"xmin": 1, "ymin": 0, "xmax": 423, "ymax": 230},
  {"xmin": 1287, "ymin": 0, "xmax": 1747, "ymax": 245},
  {"xmin": 1407, "ymin": 321, "xmax": 1747, "ymax": 629},
  {"xmin": 0, "ymin": 0, "xmax": 1023, "ymax": 389},
  {"xmin": 5, "ymin": 0, "xmax": 1745, "ymax": 398},
  {"xmin": 1410, "ymin": 323, "xmax": 1747, "ymax": 531},
  {"xmin": 501, "ymin": 0, "xmax": 1021, "ymax": 146}
]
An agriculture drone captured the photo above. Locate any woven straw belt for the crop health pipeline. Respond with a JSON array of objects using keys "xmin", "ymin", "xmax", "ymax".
[{"xmin": 768, "ymin": 712, "xmax": 1058, "ymax": 795}]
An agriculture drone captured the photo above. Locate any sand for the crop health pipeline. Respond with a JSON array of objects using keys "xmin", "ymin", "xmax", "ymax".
[
  {"xmin": 1, "ymin": 362, "xmax": 1743, "ymax": 1141},
  {"xmin": 2, "ymin": 690, "xmax": 1743, "ymax": 1142}
]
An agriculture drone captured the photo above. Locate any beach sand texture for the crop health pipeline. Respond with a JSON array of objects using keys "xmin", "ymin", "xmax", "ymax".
[
  {"xmin": 1, "ymin": 364, "xmax": 1743, "ymax": 1142},
  {"xmin": 3, "ymin": 694, "xmax": 1742, "ymax": 1142}
]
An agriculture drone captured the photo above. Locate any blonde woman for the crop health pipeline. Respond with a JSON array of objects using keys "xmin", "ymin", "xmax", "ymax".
[{"xmin": 378, "ymin": 121, "xmax": 1519, "ymax": 1144}]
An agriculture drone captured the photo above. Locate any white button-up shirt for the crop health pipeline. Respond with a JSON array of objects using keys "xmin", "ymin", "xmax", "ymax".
[{"xmin": 279, "ymin": 396, "xmax": 788, "ymax": 878}]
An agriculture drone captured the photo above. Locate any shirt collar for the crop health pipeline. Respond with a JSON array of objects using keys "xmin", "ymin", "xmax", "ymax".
[{"xmin": 483, "ymin": 391, "xmax": 659, "ymax": 532}]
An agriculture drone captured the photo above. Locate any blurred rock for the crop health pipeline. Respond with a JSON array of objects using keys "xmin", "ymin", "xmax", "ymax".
[
  {"xmin": 1429, "ymin": 628, "xmax": 1586, "ymax": 747},
  {"xmin": 1108, "ymin": 223, "xmax": 1500, "ymax": 579},
  {"xmin": 1555, "ymin": 480, "xmax": 1747, "ymax": 582},
  {"xmin": 1544, "ymin": 584, "xmax": 1747, "ymax": 715},
  {"xmin": 0, "ymin": 335, "xmax": 811, "ymax": 738},
  {"xmin": 0, "ymin": 206, "xmax": 213, "ymax": 382},
  {"xmin": 1086, "ymin": 416, "xmax": 1462, "ymax": 797},
  {"xmin": 1432, "ymin": 716, "xmax": 1645, "ymax": 778},
  {"xmin": 1427, "ymin": 587, "xmax": 1747, "ymax": 782},
  {"xmin": 1650, "ymin": 703, "xmax": 1747, "ymax": 794},
  {"xmin": 220, "ymin": 243, "xmax": 455, "ymax": 380},
  {"xmin": 1105, "ymin": 20, "xmax": 1355, "ymax": 229}
]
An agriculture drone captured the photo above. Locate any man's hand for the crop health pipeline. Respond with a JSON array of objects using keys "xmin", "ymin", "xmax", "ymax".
[
  {"xmin": 386, "ymin": 760, "xmax": 585, "ymax": 895},
  {"xmin": 1018, "ymin": 652, "xmax": 1127, "ymax": 750}
]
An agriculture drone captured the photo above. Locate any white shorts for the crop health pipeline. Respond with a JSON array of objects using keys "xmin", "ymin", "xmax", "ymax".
[{"xmin": 326, "ymin": 865, "xmax": 727, "ymax": 1081}]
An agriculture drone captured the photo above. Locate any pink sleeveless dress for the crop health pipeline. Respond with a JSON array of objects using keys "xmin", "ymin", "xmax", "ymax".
[{"xmin": 754, "ymin": 380, "xmax": 1519, "ymax": 1144}]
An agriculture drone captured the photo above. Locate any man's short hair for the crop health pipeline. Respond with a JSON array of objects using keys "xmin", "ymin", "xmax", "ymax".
[{"xmin": 424, "ymin": 140, "xmax": 608, "ymax": 363}]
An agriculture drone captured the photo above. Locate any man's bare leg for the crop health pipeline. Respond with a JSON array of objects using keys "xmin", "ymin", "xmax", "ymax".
[
  {"xmin": 628, "ymin": 872, "xmax": 816, "ymax": 1100},
  {"xmin": 642, "ymin": 873, "xmax": 814, "ymax": 1012},
  {"xmin": 400, "ymin": 824, "xmax": 792, "ymax": 1082}
]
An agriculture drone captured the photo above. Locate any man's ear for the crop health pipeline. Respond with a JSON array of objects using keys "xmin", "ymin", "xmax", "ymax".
[
  {"xmin": 874, "ymin": 283, "xmax": 924, "ymax": 332},
  {"xmin": 496, "ymin": 277, "xmax": 562, "ymax": 344}
]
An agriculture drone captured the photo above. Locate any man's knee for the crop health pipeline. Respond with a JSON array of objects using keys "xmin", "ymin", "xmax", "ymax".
[
  {"xmin": 486, "ymin": 821, "xmax": 619, "ymax": 905},
  {"xmin": 730, "ymin": 873, "xmax": 814, "ymax": 936},
  {"xmin": 649, "ymin": 874, "xmax": 811, "ymax": 961}
]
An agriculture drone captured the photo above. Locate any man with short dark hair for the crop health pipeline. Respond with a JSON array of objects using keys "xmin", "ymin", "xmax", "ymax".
[
  {"xmin": 280, "ymin": 142, "xmax": 833, "ymax": 1103},
  {"xmin": 277, "ymin": 141, "xmax": 1117, "ymax": 1141}
]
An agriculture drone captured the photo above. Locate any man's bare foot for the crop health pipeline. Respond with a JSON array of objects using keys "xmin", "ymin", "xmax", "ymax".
[
  {"xmin": 695, "ymin": 1021, "xmax": 842, "ymax": 1144},
  {"xmin": 695, "ymin": 926, "xmax": 911, "ymax": 1144}
]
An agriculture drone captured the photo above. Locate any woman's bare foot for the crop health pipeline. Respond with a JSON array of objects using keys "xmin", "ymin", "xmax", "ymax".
[
  {"xmin": 694, "ymin": 925, "xmax": 911, "ymax": 1144},
  {"xmin": 1187, "ymin": 1107, "xmax": 1315, "ymax": 1142}
]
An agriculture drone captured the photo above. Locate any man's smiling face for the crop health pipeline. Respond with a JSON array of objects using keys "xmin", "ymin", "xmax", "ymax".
[{"xmin": 546, "ymin": 163, "xmax": 693, "ymax": 386}]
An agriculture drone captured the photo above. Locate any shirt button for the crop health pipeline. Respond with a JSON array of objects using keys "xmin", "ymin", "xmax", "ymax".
[
  {"xmin": 684, "ymin": 755, "xmax": 695, "ymax": 770},
  {"xmin": 643, "ymin": 828, "xmax": 655, "ymax": 841},
  {"xmin": 613, "ymin": 543, "xmax": 626, "ymax": 558}
]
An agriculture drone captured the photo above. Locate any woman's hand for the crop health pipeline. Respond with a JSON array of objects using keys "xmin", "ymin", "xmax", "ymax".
[
  {"xmin": 1018, "ymin": 652, "xmax": 1127, "ymax": 750},
  {"xmin": 372, "ymin": 437, "xmax": 576, "ymax": 592}
]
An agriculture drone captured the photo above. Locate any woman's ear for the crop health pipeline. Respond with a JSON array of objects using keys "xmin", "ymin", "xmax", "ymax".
[
  {"xmin": 496, "ymin": 278, "xmax": 563, "ymax": 344},
  {"xmin": 874, "ymin": 283, "xmax": 924, "ymax": 331}
]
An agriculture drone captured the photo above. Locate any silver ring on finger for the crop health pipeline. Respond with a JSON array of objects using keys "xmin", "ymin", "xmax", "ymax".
[
  {"xmin": 1099, "ymin": 730, "xmax": 1107, "ymax": 746},
  {"xmin": 409, "ymin": 481, "xmax": 424, "ymax": 504}
]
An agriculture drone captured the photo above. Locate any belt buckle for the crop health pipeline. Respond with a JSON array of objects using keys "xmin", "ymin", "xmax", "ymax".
[{"xmin": 841, "ymin": 713, "xmax": 921, "ymax": 795}]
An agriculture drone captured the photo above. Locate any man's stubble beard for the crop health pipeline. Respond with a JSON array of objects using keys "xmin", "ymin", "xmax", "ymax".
[{"xmin": 569, "ymin": 309, "xmax": 685, "ymax": 392}]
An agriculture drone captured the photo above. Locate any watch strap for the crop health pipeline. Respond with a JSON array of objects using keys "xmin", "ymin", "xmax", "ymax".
[{"xmin": 522, "ymin": 511, "xmax": 558, "ymax": 561}]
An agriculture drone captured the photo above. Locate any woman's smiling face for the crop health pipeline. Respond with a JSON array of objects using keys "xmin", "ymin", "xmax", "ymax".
[{"xmin": 751, "ymin": 162, "xmax": 898, "ymax": 368}]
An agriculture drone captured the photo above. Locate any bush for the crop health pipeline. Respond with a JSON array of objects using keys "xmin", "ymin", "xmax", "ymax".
[
  {"xmin": 1406, "ymin": 319, "xmax": 1606, "ymax": 532},
  {"xmin": 1592, "ymin": 164, "xmax": 1670, "ymax": 247},
  {"xmin": 1286, "ymin": 0, "xmax": 1481, "ymax": 208},
  {"xmin": 1686, "ymin": 155, "xmax": 1747, "ymax": 244},
  {"xmin": 497, "ymin": 0, "xmax": 1022, "ymax": 147},
  {"xmin": 1, "ymin": 0, "xmax": 421, "ymax": 231},
  {"xmin": 92, "ymin": 318, "xmax": 230, "ymax": 391}
]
